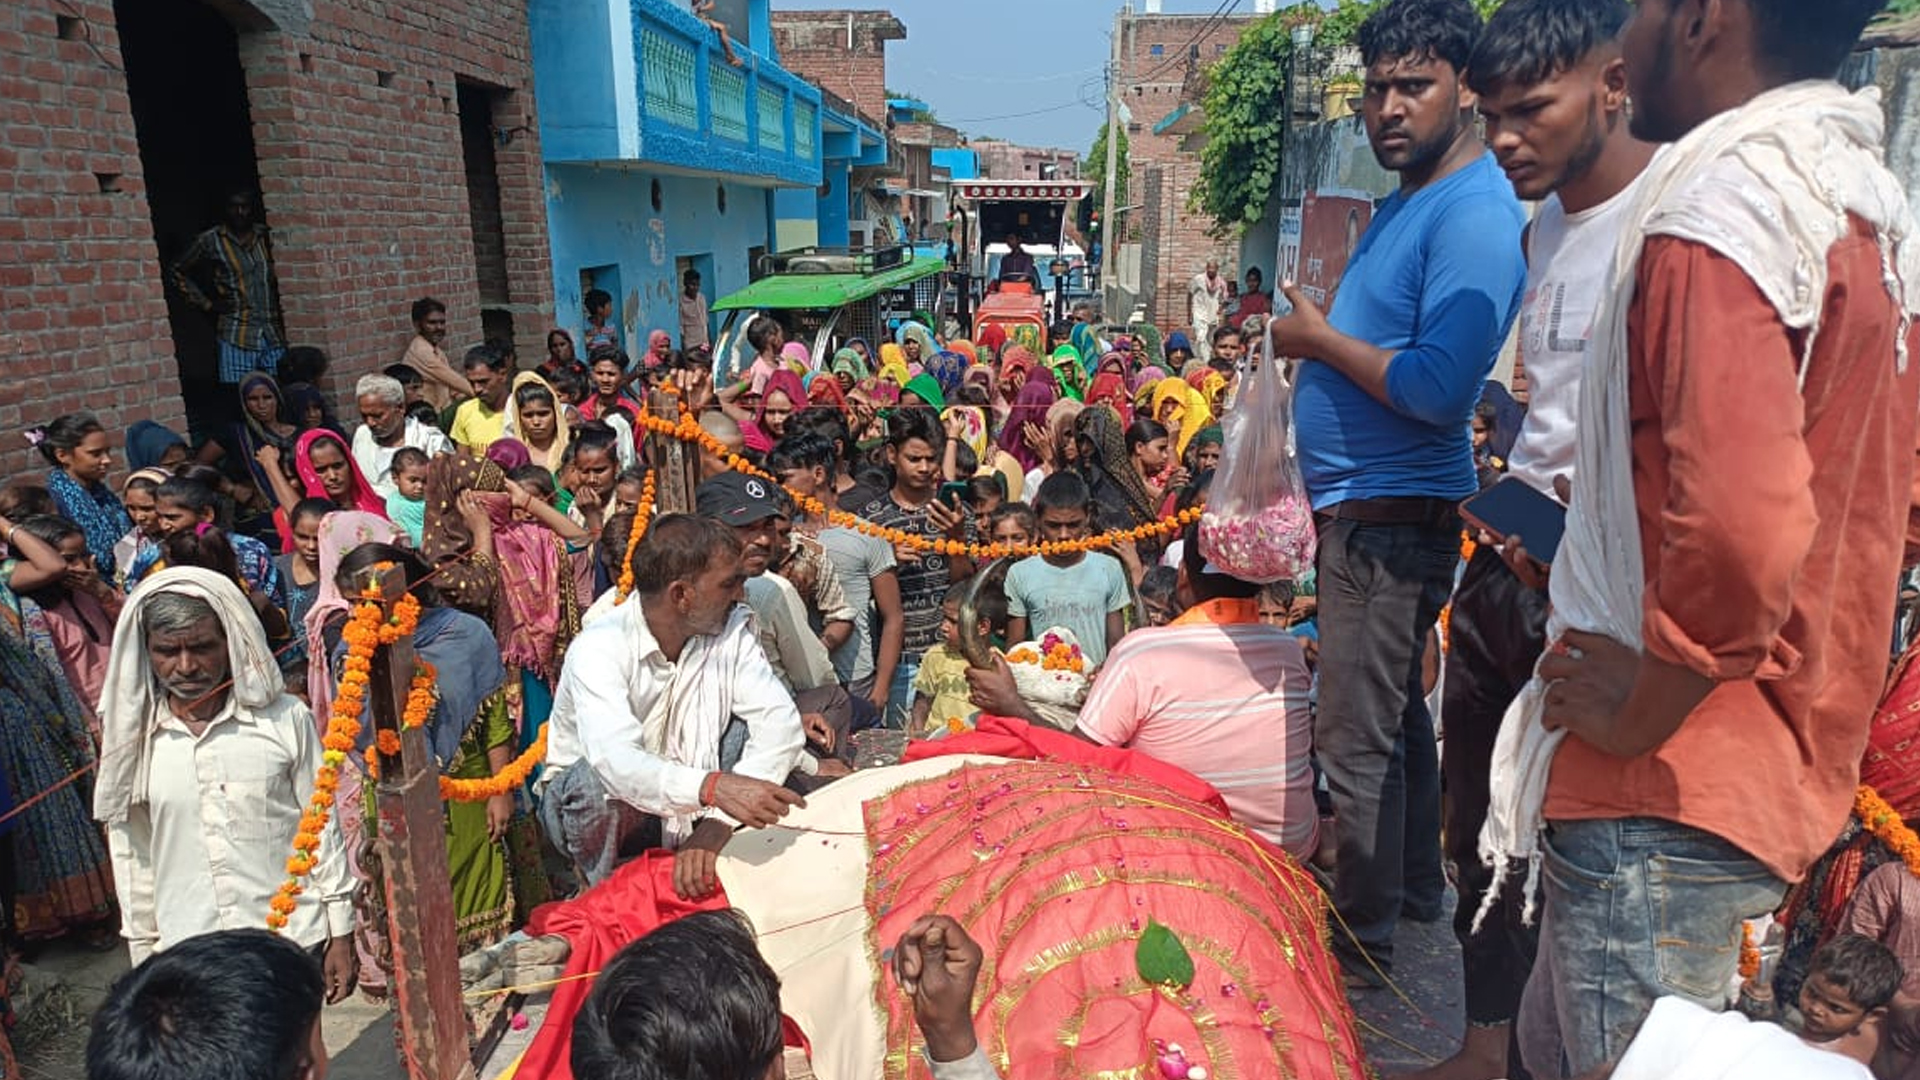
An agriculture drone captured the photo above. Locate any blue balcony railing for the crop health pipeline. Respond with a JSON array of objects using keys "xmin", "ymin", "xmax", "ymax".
[{"xmin": 530, "ymin": 0, "xmax": 821, "ymax": 184}]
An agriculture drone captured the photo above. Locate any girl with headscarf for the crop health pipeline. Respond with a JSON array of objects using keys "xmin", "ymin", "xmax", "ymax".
[
  {"xmin": 418, "ymin": 450, "xmax": 507, "ymax": 618},
  {"xmin": 829, "ymin": 346, "xmax": 869, "ymax": 391},
  {"xmin": 281, "ymin": 382, "xmax": 344, "ymax": 438},
  {"xmin": 124, "ymin": 420, "xmax": 187, "ymax": 472},
  {"xmin": 1151, "ymin": 377, "xmax": 1216, "ymax": 460},
  {"xmin": 1027, "ymin": 396, "xmax": 1084, "ymax": 496},
  {"xmin": 292, "ymin": 430, "xmax": 387, "ymax": 517},
  {"xmin": 848, "ymin": 378, "xmax": 898, "ymax": 448},
  {"xmin": 1165, "ymin": 331, "xmax": 1194, "ymax": 369},
  {"xmin": 925, "ymin": 349, "xmax": 968, "ymax": 401},
  {"xmin": 743, "ymin": 368, "xmax": 807, "ymax": 453},
  {"xmin": 111, "ymin": 467, "xmax": 170, "ymax": 588},
  {"xmin": 1075, "ymin": 404, "xmax": 1160, "ymax": 542},
  {"xmin": 947, "ymin": 339, "xmax": 978, "ymax": 367},
  {"xmin": 1095, "ymin": 351, "xmax": 1129, "ymax": 380},
  {"xmin": 1069, "ymin": 324, "xmax": 1103, "ymax": 370},
  {"xmin": 781, "ymin": 340, "xmax": 813, "ymax": 374},
  {"xmin": 1087, "ymin": 372, "xmax": 1134, "ymax": 423},
  {"xmin": 1186, "ymin": 367, "xmax": 1230, "ymax": 417},
  {"xmin": 897, "ymin": 322, "xmax": 937, "ymax": 369},
  {"xmin": 902, "ymin": 372, "xmax": 946, "ymax": 412},
  {"xmin": 1048, "ymin": 344, "xmax": 1088, "ymax": 402},
  {"xmin": 999, "ymin": 343, "xmax": 1037, "ymax": 402},
  {"xmin": 999, "ymin": 375, "xmax": 1058, "ymax": 478},
  {"xmin": 845, "ymin": 336, "xmax": 873, "ymax": 368},
  {"xmin": 946, "ymin": 406, "xmax": 1023, "ymax": 503},
  {"xmin": 505, "ymin": 371, "xmax": 571, "ymax": 475},
  {"xmin": 877, "ymin": 342, "xmax": 911, "ymax": 388},
  {"xmin": 645, "ymin": 329, "xmax": 674, "ymax": 371},
  {"xmin": 808, "ymin": 371, "xmax": 850, "ymax": 417}
]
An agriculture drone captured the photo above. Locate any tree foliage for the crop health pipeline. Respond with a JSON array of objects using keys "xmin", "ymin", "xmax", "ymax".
[
  {"xmin": 1189, "ymin": 0, "xmax": 1504, "ymax": 232},
  {"xmin": 1087, "ymin": 121, "xmax": 1131, "ymax": 215}
]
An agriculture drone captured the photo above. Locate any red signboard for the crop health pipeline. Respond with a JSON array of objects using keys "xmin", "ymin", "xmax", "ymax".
[{"xmin": 1297, "ymin": 191, "xmax": 1373, "ymax": 313}]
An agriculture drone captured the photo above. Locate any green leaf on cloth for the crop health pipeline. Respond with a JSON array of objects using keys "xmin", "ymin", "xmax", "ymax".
[{"xmin": 1135, "ymin": 919, "xmax": 1195, "ymax": 989}]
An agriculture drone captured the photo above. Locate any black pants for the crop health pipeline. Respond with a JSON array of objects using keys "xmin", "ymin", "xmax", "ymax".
[
  {"xmin": 1314, "ymin": 513, "xmax": 1457, "ymax": 974},
  {"xmin": 1442, "ymin": 547, "xmax": 1548, "ymax": 1025}
]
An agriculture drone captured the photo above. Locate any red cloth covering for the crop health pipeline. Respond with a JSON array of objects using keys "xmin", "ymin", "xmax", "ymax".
[
  {"xmin": 902, "ymin": 714, "xmax": 1231, "ymax": 817},
  {"xmin": 867, "ymin": 754, "xmax": 1366, "ymax": 1079},
  {"xmin": 517, "ymin": 854, "xmax": 728, "ymax": 1080},
  {"xmin": 1861, "ymin": 643, "xmax": 1920, "ymax": 818}
]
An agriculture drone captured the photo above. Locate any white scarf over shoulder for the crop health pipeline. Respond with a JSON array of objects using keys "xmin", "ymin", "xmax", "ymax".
[
  {"xmin": 1475, "ymin": 82, "xmax": 1920, "ymax": 930},
  {"xmin": 94, "ymin": 567, "xmax": 288, "ymax": 825}
]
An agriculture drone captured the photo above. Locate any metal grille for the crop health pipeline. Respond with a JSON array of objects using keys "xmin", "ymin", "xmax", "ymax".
[
  {"xmin": 794, "ymin": 101, "xmax": 817, "ymax": 162},
  {"xmin": 757, "ymin": 84, "xmax": 786, "ymax": 153},
  {"xmin": 710, "ymin": 65, "xmax": 748, "ymax": 143},
  {"xmin": 641, "ymin": 29, "xmax": 698, "ymax": 130}
]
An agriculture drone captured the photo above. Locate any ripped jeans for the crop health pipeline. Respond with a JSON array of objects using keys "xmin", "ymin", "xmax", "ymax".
[{"xmin": 1517, "ymin": 817, "xmax": 1787, "ymax": 1078}]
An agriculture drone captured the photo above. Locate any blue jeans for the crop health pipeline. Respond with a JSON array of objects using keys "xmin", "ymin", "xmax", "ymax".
[
  {"xmin": 1517, "ymin": 818, "xmax": 1788, "ymax": 1077},
  {"xmin": 885, "ymin": 656, "xmax": 921, "ymax": 730},
  {"xmin": 1313, "ymin": 514, "xmax": 1456, "ymax": 974}
]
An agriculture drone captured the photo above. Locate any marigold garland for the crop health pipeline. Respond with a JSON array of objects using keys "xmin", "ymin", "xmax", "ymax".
[
  {"xmin": 614, "ymin": 469, "xmax": 659, "ymax": 604},
  {"xmin": 633, "ymin": 408, "xmax": 1202, "ymax": 559},
  {"xmin": 269, "ymin": 582, "xmax": 421, "ymax": 931},
  {"xmin": 1738, "ymin": 923, "xmax": 1761, "ymax": 981},
  {"xmin": 1856, "ymin": 783, "xmax": 1920, "ymax": 877},
  {"xmin": 440, "ymin": 725, "xmax": 548, "ymax": 801}
]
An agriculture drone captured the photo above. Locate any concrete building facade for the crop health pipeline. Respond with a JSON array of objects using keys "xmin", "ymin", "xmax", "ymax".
[
  {"xmin": 3, "ymin": 0, "xmax": 552, "ymax": 466},
  {"xmin": 971, "ymin": 139, "xmax": 1079, "ymax": 181}
]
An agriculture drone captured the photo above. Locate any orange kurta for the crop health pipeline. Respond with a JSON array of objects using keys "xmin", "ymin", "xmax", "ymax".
[{"xmin": 1546, "ymin": 220, "xmax": 1920, "ymax": 883}]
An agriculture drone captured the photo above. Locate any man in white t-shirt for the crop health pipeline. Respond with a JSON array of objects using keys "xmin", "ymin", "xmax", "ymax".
[
  {"xmin": 351, "ymin": 373, "xmax": 451, "ymax": 497},
  {"xmin": 1413, "ymin": 3, "xmax": 1657, "ymax": 1078}
]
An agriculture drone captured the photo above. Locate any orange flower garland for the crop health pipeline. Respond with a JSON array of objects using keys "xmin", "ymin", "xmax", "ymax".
[
  {"xmin": 1856, "ymin": 784, "xmax": 1920, "ymax": 877},
  {"xmin": 614, "ymin": 469, "xmax": 659, "ymax": 604},
  {"xmin": 269, "ymin": 584, "xmax": 421, "ymax": 931},
  {"xmin": 632, "ymin": 408, "xmax": 1201, "ymax": 560},
  {"xmin": 441, "ymin": 725, "xmax": 547, "ymax": 801},
  {"xmin": 1738, "ymin": 923, "xmax": 1761, "ymax": 981}
]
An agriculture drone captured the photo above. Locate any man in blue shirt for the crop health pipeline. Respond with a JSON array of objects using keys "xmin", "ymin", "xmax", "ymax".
[{"xmin": 1267, "ymin": 0, "xmax": 1526, "ymax": 987}]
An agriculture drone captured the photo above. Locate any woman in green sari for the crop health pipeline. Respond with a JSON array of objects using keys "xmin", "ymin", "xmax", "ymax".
[{"xmin": 331, "ymin": 542, "xmax": 517, "ymax": 958}]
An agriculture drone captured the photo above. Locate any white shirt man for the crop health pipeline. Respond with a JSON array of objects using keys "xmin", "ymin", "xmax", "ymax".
[
  {"xmin": 542, "ymin": 514, "xmax": 808, "ymax": 892},
  {"xmin": 1188, "ymin": 261, "xmax": 1228, "ymax": 361},
  {"xmin": 94, "ymin": 569, "xmax": 354, "ymax": 973},
  {"xmin": 351, "ymin": 373, "xmax": 451, "ymax": 497}
]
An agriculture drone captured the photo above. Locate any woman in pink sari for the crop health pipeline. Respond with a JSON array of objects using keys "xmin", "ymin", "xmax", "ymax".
[{"xmin": 294, "ymin": 430, "xmax": 386, "ymax": 516}]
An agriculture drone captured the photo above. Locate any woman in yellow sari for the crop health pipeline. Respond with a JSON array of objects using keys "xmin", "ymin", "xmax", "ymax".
[
  {"xmin": 1150, "ymin": 377, "xmax": 1214, "ymax": 459},
  {"xmin": 877, "ymin": 343, "xmax": 911, "ymax": 388}
]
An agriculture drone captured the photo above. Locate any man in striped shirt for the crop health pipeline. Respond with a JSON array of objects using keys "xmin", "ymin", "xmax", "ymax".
[
  {"xmin": 167, "ymin": 190, "xmax": 286, "ymax": 386},
  {"xmin": 1075, "ymin": 526, "xmax": 1319, "ymax": 859}
]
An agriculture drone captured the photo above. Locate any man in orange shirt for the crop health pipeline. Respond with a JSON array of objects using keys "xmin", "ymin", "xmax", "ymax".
[{"xmin": 1510, "ymin": 0, "xmax": 1920, "ymax": 1075}]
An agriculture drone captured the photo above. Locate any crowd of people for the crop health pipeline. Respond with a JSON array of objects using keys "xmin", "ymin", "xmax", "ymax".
[{"xmin": 4, "ymin": 0, "xmax": 1920, "ymax": 1077}]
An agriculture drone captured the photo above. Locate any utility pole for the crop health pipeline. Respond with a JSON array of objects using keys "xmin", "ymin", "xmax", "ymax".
[{"xmin": 1101, "ymin": 2, "xmax": 1124, "ymax": 318}]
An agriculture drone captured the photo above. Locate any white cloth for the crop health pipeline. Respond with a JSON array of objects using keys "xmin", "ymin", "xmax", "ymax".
[
  {"xmin": 1475, "ymin": 82, "xmax": 1920, "ymax": 931},
  {"xmin": 351, "ymin": 418, "xmax": 452, "ymax": 498},
  {"xmin": 1611, "ymin": 997, "xmax": 1870, "ymax": 1080},
  {"xmin": 1505, "ymin": 175, "xmax": 1645, "ymax": 497},
  {"xmin": 927, "ymin": 1048, "xmax": 1002, "ymax": 1080},
  {"xmin": 92, "ymin": 567, "xmax": 351, "ymax": 959},
  {"xmin": 745, "ymin": 572, "xmax": 838, "ymax": 693},
  {"xmin": 545, "ymin": 599, "xmax": 805, "ymax": 844}
]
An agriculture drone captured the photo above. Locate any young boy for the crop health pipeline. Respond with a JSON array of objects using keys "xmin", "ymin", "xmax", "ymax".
[
  {"xmin": 1003, "ymin": 473, "xmax": 1130, "ymax": 670},
  {"xmin": 1794, "ymin": 933, "xmax": 1920, "ymax": 1079},
  {"xmin": 911, "ymin": 580, "xmax": 1003, "ymax": 739},
  {"xmin": 385, "ymin": 447, "xmax": 430, "ymax": 545}
]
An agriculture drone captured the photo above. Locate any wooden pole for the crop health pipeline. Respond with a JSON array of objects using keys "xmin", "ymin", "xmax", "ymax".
[
  {"xmin": 647, "ymin": 388, "xmax": 699, "ymax": 515},
  {"xmin": 363, "ymin": 564, "xmax": 476, "ymax": 1080}
]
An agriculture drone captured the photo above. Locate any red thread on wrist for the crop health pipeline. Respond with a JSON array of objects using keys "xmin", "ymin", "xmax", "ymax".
[{"xmin": 700, "ymin": 771, "xmax": 721, "ymax": 808}]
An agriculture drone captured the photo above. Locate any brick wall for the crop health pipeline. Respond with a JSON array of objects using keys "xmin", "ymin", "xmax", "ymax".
[
  {"xmin": 1, "ymin": 0, "xmax": 551, "ymax": 478},
  {"xmin": 1118, "ymin": 12, "xmax": 1260, "ymax": 166},
  {"xmin": 1142, "ymin": 157, "xmax": 1237, "ymax": 333},
  {"xmin": 771, "ymin": 10, "xmax": 904, "ymax": 125}
]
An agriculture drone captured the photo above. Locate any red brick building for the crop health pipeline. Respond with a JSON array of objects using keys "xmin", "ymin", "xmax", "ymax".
[
  {"xmin": 2, "ymin": 0, "xmax": 551, "ymax": 471},
  {"xmin": 770, "ymin": 10, "xmax": 905, "ymax": 127},
  {"xmin": 1115, "ymin": 9, "xmax": 1262, "ymax": 329}
]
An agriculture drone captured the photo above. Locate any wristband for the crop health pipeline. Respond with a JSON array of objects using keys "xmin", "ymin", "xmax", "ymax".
[{"xmin": 699, "ymin": 771, "xmax": 721, "ymax": 808}]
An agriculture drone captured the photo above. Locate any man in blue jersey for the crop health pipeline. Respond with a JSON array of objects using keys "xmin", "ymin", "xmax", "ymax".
[{"xmin": 1267, "ymin": 0, "xmax": 1527, "ymax": 987}]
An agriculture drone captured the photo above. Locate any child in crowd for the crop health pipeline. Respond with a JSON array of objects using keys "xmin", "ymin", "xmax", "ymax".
[
  {"xmin": 405, "ymin": 400, "xmax": 442, "ymax": 430},
  {"xmin": 275, "ymin": 498, "xmax": 331, "ymax": 688},
  {"xmin": 912, "ymin": 580, "xmax": 1002, "ymax": 739},
  {"xmin": 1795, "ymin": 933, "xmax": 1918, "ymax": 1078},
  {"xmin": 612, "ymin": 466, "xmax": 650, "ymax": 515},
  {"xmin": 988, "ymin": 502, "xmax": 1037, "ymax": 551},
  {"xmin": 385, "ymin": 447, "xmax": 431, "ymax": 545},
  {"xmin": 966, "ymin": 475, "xmax": 1005, "ymax": 519},
  {"xmin": 1138, "ymin": 566, "xmax": 1182, "ymax": 628},
  {"xmin": 384, "ymin": 362, "xmax": 426, "ymax": 405},
  {"xmin": 8, "ymin": 515, "xmax": 119, "ymax": 732},
  {"xmin": 1004, "ymin": 474, "xmax": 1130, "ymax": 670},
  {"xmin": 112, "ymin": 469, "xmax": 168, "ymax": 590}
]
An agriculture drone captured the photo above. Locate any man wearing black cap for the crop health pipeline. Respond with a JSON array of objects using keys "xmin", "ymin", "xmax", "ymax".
[{"xmin": 696, "ymin": 473, "xmax": 855, "ymax": 775}]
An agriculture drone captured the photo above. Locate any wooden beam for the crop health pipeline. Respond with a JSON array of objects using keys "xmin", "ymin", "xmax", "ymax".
[
  {"xmin": 647, "ymin": 388, "xmax": 699, "ymax": 515},
  {"xmin": 359, "ymin": 563, "xmax": 476, "ymax": 1080}
]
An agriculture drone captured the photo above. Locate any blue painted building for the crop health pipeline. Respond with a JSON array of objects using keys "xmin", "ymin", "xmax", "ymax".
[
  {"xmin": 932, "ymin": 147, "xmax": 979, "ymax": 183},
  {"xmin": 529, "ymin": 0, "xmax": 823, "ymax": 351}
]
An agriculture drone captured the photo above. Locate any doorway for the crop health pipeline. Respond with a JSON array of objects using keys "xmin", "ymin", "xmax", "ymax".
[
  {"xmin": 675, "ymin": 253, "xmax": 715, "ymax": 349},
  {"xmin": 117, "ymin": 0, "xmax": 268, "ymax": 440}
]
